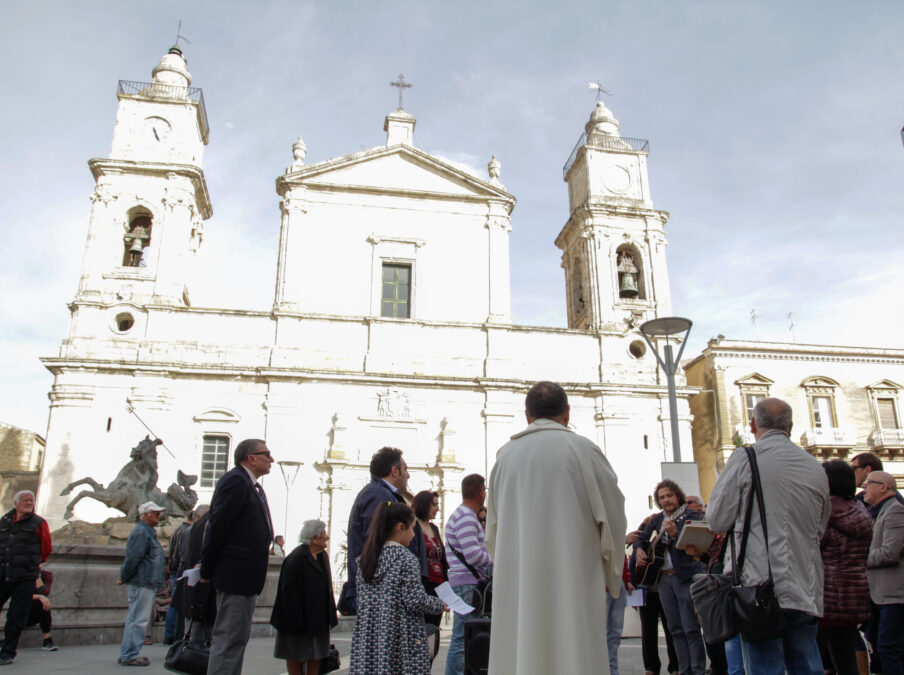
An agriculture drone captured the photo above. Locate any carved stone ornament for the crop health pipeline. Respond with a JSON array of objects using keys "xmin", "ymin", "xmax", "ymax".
[
  {"xmin": 287, "ymin": 136, "xmax": 307, "ymax": 173},
  {"xmin": 376, "ymin": 387, "xmax": 411, "ymax": 418},
  {"xmin": 59, "ymin": 436, "xmax": 198, "ymax": 521},
  {"xmin": 487, "ymin": 154, "xmax": 502, "ymax": 185}
]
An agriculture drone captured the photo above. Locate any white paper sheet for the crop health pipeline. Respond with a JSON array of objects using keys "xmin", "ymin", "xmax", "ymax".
[
  {"xmin": 626, "ymin": 588, "xmax": 645, "ymax": 607},
  {"xmin": 179, "ymin": 567, "xmax": 202, "ymax": 587},
  {"xmin": 434, "ymin": 581, "xmax": 475, "ymax": 615}
]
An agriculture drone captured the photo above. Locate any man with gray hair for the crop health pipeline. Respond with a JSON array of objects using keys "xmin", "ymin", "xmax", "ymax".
[
  {"xmin": 0, "ymin": 490, "xmax": 53, "ymax": 665},
  {"xmin": 708, "ymin": 398, "xmax": 830, "ymax": 674}
]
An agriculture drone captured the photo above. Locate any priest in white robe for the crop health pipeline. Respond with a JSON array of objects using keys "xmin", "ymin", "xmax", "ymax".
[{"xmin": 486, "ymin": 381, "xmax": 626, "ymax": 675}]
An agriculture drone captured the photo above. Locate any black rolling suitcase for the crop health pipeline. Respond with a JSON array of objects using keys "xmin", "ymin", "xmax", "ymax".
[{"xmin": 463, "ymin": 581, "xmax": 492, "ymax": 675}]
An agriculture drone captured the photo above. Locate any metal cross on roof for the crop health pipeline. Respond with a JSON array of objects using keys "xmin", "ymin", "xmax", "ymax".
[
  {"xmin": 390, "ymin": 74, "xmax": 413, "ymax": 110},
  {"xmin": 588, "ymin": 81, "xmax": 612, "ymax": 102}
]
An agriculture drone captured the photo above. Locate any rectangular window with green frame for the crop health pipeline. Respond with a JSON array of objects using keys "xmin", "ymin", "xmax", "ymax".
[{"xmin": 381, "ymin": 263, "xmax": 411, "ymax": 318}]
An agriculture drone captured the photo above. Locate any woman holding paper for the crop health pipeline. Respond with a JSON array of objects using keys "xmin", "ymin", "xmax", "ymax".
[
  {"xmin": 413, "ymin": 490, "xmax": 449, "ymax": 661},
  {"xmin": 269, "ymin": 519, "xmax": 338, "ymax": 675},
  {"xmin": 350, "ymin": 502, "xmax": 446, "ymax": 675}
]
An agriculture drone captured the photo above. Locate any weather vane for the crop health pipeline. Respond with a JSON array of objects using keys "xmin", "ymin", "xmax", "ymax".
[
  {"xmin": 175, "ymin": 20, "xmax": 191, "ymax": 47},
  {"xmin": 390, "ymin": 74, "xmax": 413, "ymax": 110},
  {"xmin": 588, "ymin": 81, "xmax": 612, "ymax": 102}
]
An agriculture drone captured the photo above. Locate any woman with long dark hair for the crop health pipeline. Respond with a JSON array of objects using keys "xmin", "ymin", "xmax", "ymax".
[
  {"xmin": 413, "ymin": 490, "xmax": 448, "ymax": 661},
  {"xmin": 349, "ymin": 502, "xmax": 445, "ymax": 675},
  {"xmin": 817, "ymin": 459, "xmax": 872, "ymax": 675}
]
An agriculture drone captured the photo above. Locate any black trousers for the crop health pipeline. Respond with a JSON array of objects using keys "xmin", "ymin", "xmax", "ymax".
[
  {"xmin": 640, "ymin": 590, "xmax": 680, "ymax": 673},
  {"xmin": 0, "ymin": 580, "xmax": 36, "ymax": 659},
  {"xmin": 26, "ymin": 600, "xmax": 52, "ymax": 634}
]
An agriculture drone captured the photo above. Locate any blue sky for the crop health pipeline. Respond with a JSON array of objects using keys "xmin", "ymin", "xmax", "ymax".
[{"xmin": 2, "ymin": 1, "xmax": 903, "ymax": 434}]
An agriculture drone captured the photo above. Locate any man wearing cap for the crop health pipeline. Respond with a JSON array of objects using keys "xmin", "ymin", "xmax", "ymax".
[{"xmin": 118, "ymin": 502, "xmax": 166, "ymax": 667}]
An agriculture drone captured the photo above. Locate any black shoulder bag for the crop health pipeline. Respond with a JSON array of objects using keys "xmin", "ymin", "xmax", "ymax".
[
  {"xmin": 690, "ymin": 445, "xmax": 786, "ymax": 643},
  {"xmin": 449, "ymin": 546, "xmax": 492, "ymax": 617},
  {"xmin": 164, "ymin": 618, "xmax": 210, "ymax": 675}
]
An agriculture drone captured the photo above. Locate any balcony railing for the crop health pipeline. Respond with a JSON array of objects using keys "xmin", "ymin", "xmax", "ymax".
[
  {"xmin": 868, "ymin": 428, "xmax": 904, "ymax": 449},
  {"xmin": 117, "ymin": 80, "xmax": 209, "ymax": 142},
  {"xmin": 563, "ymin": 132, "xmax": 650, "ymax": 178},
  {"xmin": 801, "ymin": 427, "xmax": 857, "ymax": 449}
]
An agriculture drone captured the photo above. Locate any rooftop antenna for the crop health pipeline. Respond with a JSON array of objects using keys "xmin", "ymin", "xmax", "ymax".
[
  {"xmin": 787, "ymin": 312, "xmax": 796, "ymax": 343},
  {"xmin": 390, "ymin": 74, "xmax": 413, "ymax": 110},
  {"xmin": 175, "ymin": 20, "xmax": 192, "ymax": 47},
  {"xmin": 750, "ymin": 307, "xmax": 760, "ymax": 340},
  {"xmin": 588, "ymin": 81, "xmax": 612, "ymax": 102}
]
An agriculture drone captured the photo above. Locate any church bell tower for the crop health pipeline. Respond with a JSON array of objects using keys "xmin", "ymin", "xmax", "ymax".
[
  {"xmin": 74, "ymin": 45, "xmax": 211, "ymax": 318},
  {"xmin": 556, "ymin": 101, "xmax": 671, "ymax": 333}
]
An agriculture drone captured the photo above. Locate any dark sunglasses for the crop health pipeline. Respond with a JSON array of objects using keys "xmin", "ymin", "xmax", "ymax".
[{"xmin": 249, "ymin": 451, "xmax": 273, "ymax": 459}]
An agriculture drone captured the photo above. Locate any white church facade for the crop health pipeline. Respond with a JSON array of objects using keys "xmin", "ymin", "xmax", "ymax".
[{"xmin": 38, "ymin": 46, "xmax": 696, "ymax": 558}]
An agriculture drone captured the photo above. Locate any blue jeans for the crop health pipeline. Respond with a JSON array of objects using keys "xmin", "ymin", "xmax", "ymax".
[
  {"xmin": 725, "ymin": 635, "xmax": 745, "ymax": 674},
  {"xmin": 740, "ymin": 609, "xmax": 821, "ymax": 675},
  {"xmin": 444, "ymin": 584, "xmax": 476, "ymax": 675},
  {"xmin": 120, "ymin": 584, "xmax": 155, "ymax": 663},
  {"xmin": 877, "ymin": 603, "xmax": 904, "ymax": 675},
  {"xmin": 164, "ymin": 575, "xmax": 184, "ymax": 640},
  {"xmin": 606, "ymin": 581, "xmax": 627, "ymax": 675}
]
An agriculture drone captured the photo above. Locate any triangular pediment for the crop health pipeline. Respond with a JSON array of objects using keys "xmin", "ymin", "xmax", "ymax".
[
  {"xmin": 801, "ymin": 376, "xmax": 840, "ymax": 388},
  {"xmin": 282, "ymin": 145, "xmax": 513, "ymax": 203},
  {"xmin": 867, "ymin": 379, "xmax": 902, "ymax": 391},
  {"xmin": 734, "ymin": 372, "xmax": 774, "ymax": 386}
]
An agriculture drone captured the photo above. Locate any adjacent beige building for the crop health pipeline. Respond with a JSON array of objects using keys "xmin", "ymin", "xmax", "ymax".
[{"xmin": 685, "ymin": 337, "xmax": 904, "ymax": 499}]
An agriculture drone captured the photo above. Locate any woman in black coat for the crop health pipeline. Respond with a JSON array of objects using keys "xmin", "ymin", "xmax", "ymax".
[{"xmin": 270, "ymin": 519, "xmax": 338, "ymax": 675}]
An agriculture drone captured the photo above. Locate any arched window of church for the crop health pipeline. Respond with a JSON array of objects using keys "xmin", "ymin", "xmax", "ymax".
[
  {"xmin": 122, "ymin": 209, "xmax": 153, "ymax": 267},
  {"xmin": 615, "ymin": 244, "xmax": 645, "ymax": 300}
]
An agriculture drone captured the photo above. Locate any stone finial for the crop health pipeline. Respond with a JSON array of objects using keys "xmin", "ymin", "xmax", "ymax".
[
  {"xmin": 585, "ymin": 101, "xmax": 620, "ymax": 137},
  {"xmin": 286, "ymin": 136, "xmax": 307, "ymax": 173},
  {"xmin": 151, "ymin": 45, "xmax": 191, "ymax": 88},
  {"xmin": 488, "ymin": 155, "xmax": 502, "ymax": 186}
]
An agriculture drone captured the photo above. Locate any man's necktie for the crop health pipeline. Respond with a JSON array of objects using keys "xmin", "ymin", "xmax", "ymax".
[{"xmin": 255, "ymin": 483, "xmax": 274, "ymax": 538}]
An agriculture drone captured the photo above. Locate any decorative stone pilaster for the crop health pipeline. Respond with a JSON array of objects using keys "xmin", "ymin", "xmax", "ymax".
[{"xmin": 485, "ymin": 200, "xmax": 512, "ymax": 324}]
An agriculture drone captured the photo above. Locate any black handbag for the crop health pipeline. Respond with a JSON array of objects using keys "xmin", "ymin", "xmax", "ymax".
[
  {"xmin": 164, "ymin": 619, "xmax": 210, "ymax": 675},
  {"xmin": 320, "ymin": 644, "xmax": 341, "ymax": 673},
  {"xmin": 691, "ymin": 445, "xmax": 786, "ymax": 643}
]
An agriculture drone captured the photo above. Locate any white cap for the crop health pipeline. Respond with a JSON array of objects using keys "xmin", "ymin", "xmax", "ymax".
[{"xmin": 138, "ymin": 501, "xmax": 166, "ymax": 515}]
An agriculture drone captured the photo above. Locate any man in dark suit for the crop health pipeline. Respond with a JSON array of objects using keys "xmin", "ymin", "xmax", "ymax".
[
  {"xmin": 201, "ymin": 438, "xmax": 274, "ymax": 675},
  {"xmin": 342, "ymin": 446, "xmax": 411, "ymax": 613}
]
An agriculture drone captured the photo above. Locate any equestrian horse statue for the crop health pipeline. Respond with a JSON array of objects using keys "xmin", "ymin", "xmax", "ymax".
[{"xmin": 60, "ymin": 436, "xmax": 199, "ymax": 521}]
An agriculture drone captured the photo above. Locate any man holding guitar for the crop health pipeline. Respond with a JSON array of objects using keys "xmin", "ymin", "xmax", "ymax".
[{"xmin": 633, "ymin": 480, "xmax": 707, "ymax": 675}]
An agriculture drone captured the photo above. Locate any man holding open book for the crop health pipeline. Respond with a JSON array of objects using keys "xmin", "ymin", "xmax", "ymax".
[{"xmin": 633, "ymin": 479, "xmax": 707, "ymax": 675}]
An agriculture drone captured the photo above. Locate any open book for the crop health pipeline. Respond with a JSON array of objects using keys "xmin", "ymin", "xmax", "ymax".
[{"xmin": 675, "ymin": 520, "xmax": 716, "ymax": 552}]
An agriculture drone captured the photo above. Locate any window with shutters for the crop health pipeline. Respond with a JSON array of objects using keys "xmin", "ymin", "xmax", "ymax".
[
  {"xmin": 877, "ymin": 398, "xmax": 899, "ymax": 429},
  {"xmin": 381, "ymin": 263, "xmax": 411, "ymax": 318},
  {"xmin": 801, "ymin": 376, "xmax": 841, "ymax": 430},
  {"xmin": 812, "ymin": 396, "xmax": 835, "ymax": 428},
  {"xmin": 201, "ymin": 435, "xmax": 230, "ymax": 488}
]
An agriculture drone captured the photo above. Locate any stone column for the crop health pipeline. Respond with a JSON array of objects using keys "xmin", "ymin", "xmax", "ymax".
[
  {"xmin": 485, "ymin": 201, "xmax": 512, "ymax": 324},
  {"xmin": 274, "ymin": 193, "xmax": 308, "ymax": 312},
  {"xmin": 153, "ymin": 179, "xmax": 196, "ymax": 305},
  {"xmin": 76, "ymin": 183, "xmax": 119, "ymax": 302}
]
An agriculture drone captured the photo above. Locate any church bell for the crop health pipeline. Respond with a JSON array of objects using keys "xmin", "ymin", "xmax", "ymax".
[{"xmin": 619, "ymin": 272, "xmax": 639, "ymax": 298}]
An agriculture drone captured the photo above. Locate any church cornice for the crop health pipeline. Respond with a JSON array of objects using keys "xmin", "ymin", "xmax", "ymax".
[{"xmin": 88, "ymin": 158, "xmax": 212, "ymax": 219}]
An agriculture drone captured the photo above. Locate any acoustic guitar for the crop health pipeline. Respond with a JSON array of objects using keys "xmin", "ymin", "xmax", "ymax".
[{"xmin": 636, "ymin": 529, "xmax": 668, "ymax": 588}]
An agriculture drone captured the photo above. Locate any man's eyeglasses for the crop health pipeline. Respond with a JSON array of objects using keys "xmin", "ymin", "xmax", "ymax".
[
  {"xmin": 864, "ymin": 479, "xmax": 884, "ymax": 487},
  {"xmin": 250, "ymin": 451, "xmax": 273, "ymax": 459},
  {"xmin": 850, "ymin": 463, "xmax": 864, "ymax": 470}
]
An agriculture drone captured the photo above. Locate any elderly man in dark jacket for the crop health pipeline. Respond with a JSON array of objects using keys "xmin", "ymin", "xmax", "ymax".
[
  {"xmin": 201, "ymin": 439, "xmax": 274, "ymax": 675},
  {"xmin": 0, "ymin": 490, "xmax": 52, "ymax": 666},
  {"xmin": 118, "ymin": 501, "xmax": 166, "ymax": 667}
]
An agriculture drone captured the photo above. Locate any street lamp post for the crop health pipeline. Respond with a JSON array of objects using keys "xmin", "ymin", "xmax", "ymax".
[
  {"xmin": 277, "ymin": 460, "xmax": 303, "ymax": 540},
  {"xmin": 640, "ymin": 317, "xmax": 693, "ymax": 463}
]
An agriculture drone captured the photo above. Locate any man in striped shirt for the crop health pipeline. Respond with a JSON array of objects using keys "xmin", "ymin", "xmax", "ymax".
[{"xmin": 444, "ymin": 473, "xmax": 492, "ymax": 675}]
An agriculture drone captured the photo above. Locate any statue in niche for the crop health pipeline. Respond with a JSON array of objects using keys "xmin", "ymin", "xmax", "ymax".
[
  {"xmin": 617, "ymin": 250, "xmax": 640, "ymax": 299},
  {"xmin": 60, "ymin": 436, "xmax": 198, "ymax": 521}
]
